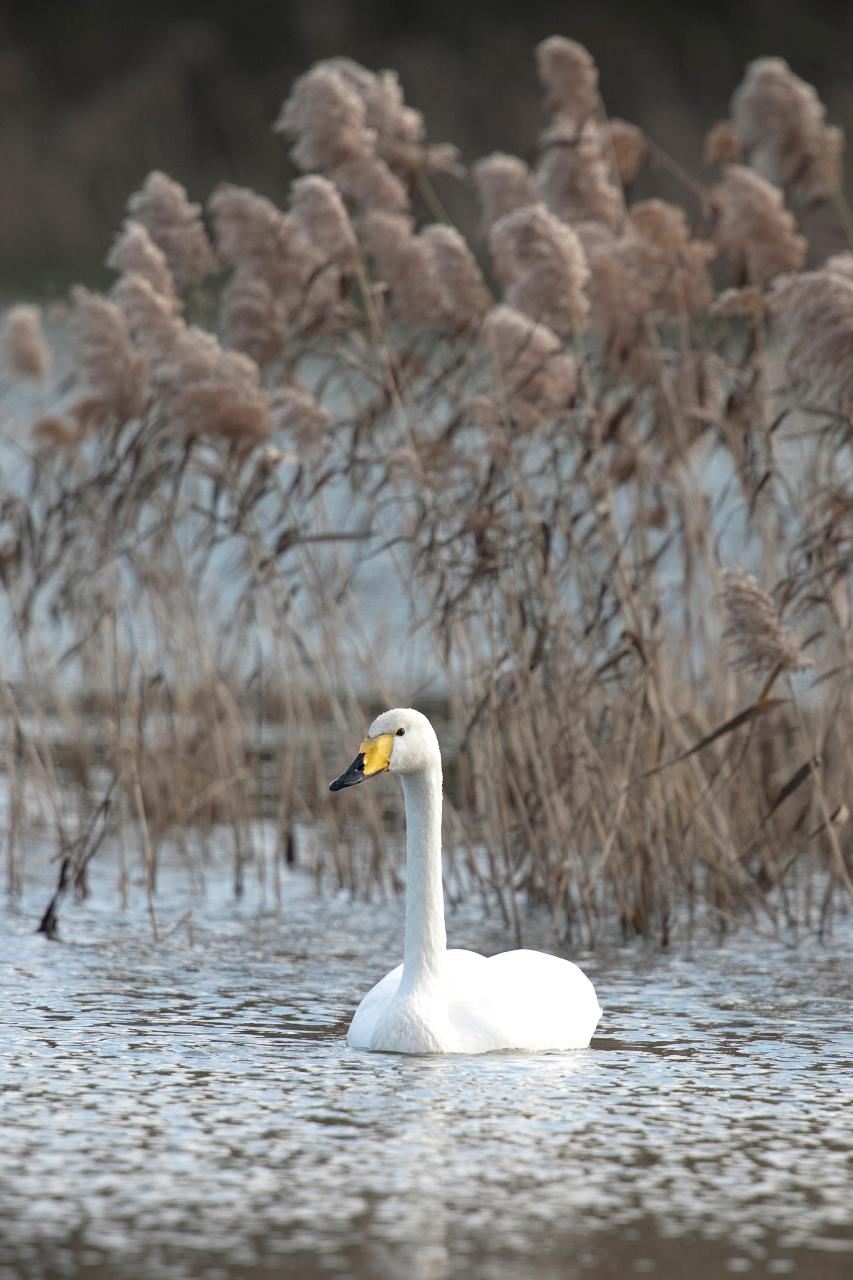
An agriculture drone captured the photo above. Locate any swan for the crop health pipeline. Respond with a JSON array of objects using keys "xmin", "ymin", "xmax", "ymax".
[{"xmin": 329, "ymin": 707, "xmax": 601, "ymax": 1054}]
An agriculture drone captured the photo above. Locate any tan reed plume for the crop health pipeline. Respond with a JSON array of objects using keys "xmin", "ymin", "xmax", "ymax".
[
  {"xmin": 113, "ymin": 272, "xmax": 270, "ymax": 444},
  {"xmin": 275, "ymin": 65, "xmax": 373, "ymax": 173},
  {"xmin": 575, "ymin": 201, "xmax": 711, "ymax": 375},
  {"xmin": 2, "ymin": 305, "xmax": 52, "ymax": 380},
  {"xmin": 482, "ymin": 303, "xmax": 577, "ymax": 422},
  {"xmin": 822, "ymin": 252, "xmax": 853, "ymax": 282},
  {"xmin": 127, "ymin": 171, "xmax": 217, "ymax": 286},
  {"xmin": 535, "ymin": 36, "xmax": 600, "ymax": 126},
  {"xmin": 627, "ymin": 200, "xmax": 714, "ymax": 316},
  {"xmin": 731, "ymin": 57, "xmax": 843, "ymax": 203},
  {"xmin": 209, "ymin": 185, "xmax": 309, "ymax": 291},
  {"xmin": 322, "ymin": 57, "xmax": 460, "ymax": 178},
  {"xmin": 106, "ymin": 221, "xmax": 179, "ymax": 311},
  {"xmin": 710, "ymin": 165, "xmax": 806, "ymax": 283},
  {"xmin": 420, "ymin": 225, "xmax": 490, "ymax": 330},
  {"xmin": 703, "ymin": 120, "xmax": 743, "ymax": 168},
  {"xmin": 219, "ymin": 271, "xmax": 284, "ymax": 365},
  {"xmin": 720, "ymin": 568, "xmax": 812, "ymax": 675},
  {"xmin": 490, "ymin": 203, "xmax": 589, "ymax": 333},
  {"xmin": 473, "ymin": 153, "xmax": 537, "ymax": 238},
  {"xmin": 69, "ymin": 286, "xmax": 147, "ymax": 420},
  {"xmin": 270, "ymin": 385, "xmax": 332, "ymax": 450},
  {"xmin": 289, "ymin": 175, "xmax": 359, "ymax": 272},
  {"xmin": 602, "ymin": 119, "xmax": 648, "ymax": 188},
  {"xmin": 274, "ymin": 62, "xmax": 414, "ymax": 213},
  {"xmin": 769, "ymin": 268, "xmax": 853, "ymax": 416},
  {"xmin": 363, "ymin": 212, "xmax": 444, "ymax": 329},
  {"xmin": 209, "ymin": 184, "xmax": 343, "ymax": 332},
  {"xmin": 112, "ymin": 271, "xmax": 177, "ymax": 358},
  {"xmin": 536, "ymin": 121, "xmax": 623, "ymax": 228}
]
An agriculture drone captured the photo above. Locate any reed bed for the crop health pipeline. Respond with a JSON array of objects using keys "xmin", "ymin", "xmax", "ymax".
[{"xmin": 2, "ymin": 38, "xmax": 853, "ymax": 944}]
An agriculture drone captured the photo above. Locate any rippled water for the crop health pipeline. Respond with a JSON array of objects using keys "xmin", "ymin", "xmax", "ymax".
[{"xmin": 1, "ymin": 841, "xmax": 852, "ymax": 1280}]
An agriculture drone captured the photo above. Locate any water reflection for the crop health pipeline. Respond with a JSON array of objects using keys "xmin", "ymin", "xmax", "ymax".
[{"xmin": 0, "ymin": 852, "xmax": 851, "ymax": 1279}]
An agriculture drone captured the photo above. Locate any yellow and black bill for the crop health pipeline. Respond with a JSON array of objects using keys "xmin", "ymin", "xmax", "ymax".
[{"xmin": 329, "ymin": 733, "xmax": 394, "ymax": 792}]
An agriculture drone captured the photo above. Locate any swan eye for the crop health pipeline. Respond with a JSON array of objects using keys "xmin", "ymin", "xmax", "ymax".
[{"xmin": 396, "ymin": 728, "xmax": 405, "ymax": 737}]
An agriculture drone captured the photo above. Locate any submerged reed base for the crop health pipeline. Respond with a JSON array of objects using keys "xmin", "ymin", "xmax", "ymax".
[{"xmin": 1, "ymin": 38, "xmax": 852, "ymax": 945}]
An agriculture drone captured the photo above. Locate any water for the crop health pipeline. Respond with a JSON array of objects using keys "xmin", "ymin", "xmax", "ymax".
[{"xmin": 1, "ymin": 841, "xmax": 851, "ymax": 1280}]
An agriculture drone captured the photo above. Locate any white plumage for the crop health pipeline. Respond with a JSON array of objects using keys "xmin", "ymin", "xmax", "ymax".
[{"xmin": 330, "ymin": 707, "xmax": 601, "ymax": 1055}]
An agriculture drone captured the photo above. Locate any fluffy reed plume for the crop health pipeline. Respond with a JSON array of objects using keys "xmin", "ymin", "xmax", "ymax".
[
  {"xmin": 153, "ymin": 325, "xmax": 270, "ymax": 444},
  {"xmin": 127, "ymin": 171, "xmax": 217, "ymax": 286},
  {"xmin": 274, "ymin": 64, "xmax": 410, "ymax": 213},
  {"xmin": 106, "ymin": 220, "xmax": 179, "ymax": 311},
  {"xmin": 420, "ymin": 225, "xmax": 490, "ymax": 329},
  {"xmin": 575, "ymin": 222, "xmax": 650, "ymax": 362},
  {"xmin": 627, "ymin": 200, "xmax": 714, "ymax": 315},
  {"xmin": 289, "ymin": 175, "xmax": 359, "ymax": 271},
  {"xmin": 769, "ymin": 269, "xmax": 853, "ymax": 415},
  {"xmin": 720, "ymin": 569, "xmax": 811, "ymax": 674},
  {"xmin": 704, "ymin": 120, "xmax": 743, "ymax": 167},
  {"xmin": 219, "ymin": 271, "xmax": 283, "ymax": 365},
  {"xmin": 536, "ymin": 122, "xmax": 623, "ymax": 227},
  {"xmin": 276, "ymin": 65, "xmax": 372, "ymax": 171},
  {"xmin": 823, "ymin": 252, "xmax": 853, "ymax": 282},
  {"xmin": 113, "ymin": 273, "xmax": 269, "ymax": 443},
  {"xmin": 324, "ymin": 57, "xmax": 460, "ymax": 178},
  {"xmin": 482, "ymin": 303, "xmax": 576, "ymax": 421},
  {"xmin": 731, "ymin": 57, "xmax": 844, "ymax": 202},
  {"xmin": 112, "ymin": 271, "xmax": 177, "ymax": 359},
  {"xmin": 490, "ymin": 203, "xmax": 589, "ymax": 333},
  {"xmin": 472, "ymin": 153, "xmax": 537, "ymax": 234},
  {"xmin": 576, "ymin": 203, "xmax": 711, "ymax": 371},
  {"xmin": 710, "ymin": 165, "xmax": 807, "ymax": 283},
  {"xmin": 535, "ymin": 36, "xmax": 600, "ymax": 125},
  {"xmin": 533, "ymin": 36, "xmax": 621, "ymax": 226},
  {"xmin": 69, "ymin": 286, "xmax": 146, "ymax": 420},
  {"xmin": 209, "ymin": 184, "xmax": 342, "ymax": 330},
  {"xmin": 363, "ymin": 212, "xmax": 444, "ymax": 328},
  {"xmin": 602, "ymin": 119, "xmax": 648, "ymax": 187},
  {"xmin": 209, "ymin": 184, "xmax": 309, "ymax": 291},
  {"xmin": 2, "ymin": 304, "xmax": 52, "ymax": 380},
  {"xmin": 330, "ymin": 154, "xmax": 409, "ymax": 214},
  {"xmin": 270, "ymin": 384, "xmax": 331, "ymax": 449}
]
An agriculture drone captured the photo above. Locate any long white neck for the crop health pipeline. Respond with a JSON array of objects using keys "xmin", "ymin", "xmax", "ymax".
[{"xmin": 398, "ymin": 759, "xmax": 446, "ymax": 994}]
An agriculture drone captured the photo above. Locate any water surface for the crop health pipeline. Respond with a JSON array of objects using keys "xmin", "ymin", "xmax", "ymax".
[{"xmin": 1, "ymin": 843, "xmax": 851, "ymax": 1279}]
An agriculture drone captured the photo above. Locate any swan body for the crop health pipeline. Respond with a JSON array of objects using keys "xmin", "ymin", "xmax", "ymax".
[{"xmin": 329, "ymin": 708, "xmax": 601, "ymax": 1055}]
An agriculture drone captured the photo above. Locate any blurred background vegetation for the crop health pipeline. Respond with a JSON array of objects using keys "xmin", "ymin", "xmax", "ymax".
[{"xmin": 3, "ymin": 0, "xmax": 853, "ymax": 289}]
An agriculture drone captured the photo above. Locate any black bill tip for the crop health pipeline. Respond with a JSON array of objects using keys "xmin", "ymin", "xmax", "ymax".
[{"xmin": 329, "ymin": 752, "xmax": 366, "ymax": 792}]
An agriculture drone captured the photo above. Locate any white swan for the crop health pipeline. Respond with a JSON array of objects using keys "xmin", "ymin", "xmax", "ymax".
[{"xmin": 329, "ymin": 707, "xmax": 601, "ymax": 1055}]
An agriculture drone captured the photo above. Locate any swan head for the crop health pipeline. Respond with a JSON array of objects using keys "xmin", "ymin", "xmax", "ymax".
[{"xmin": 329, "ymin": 707, "xmax": 440, "ymax": 791}]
